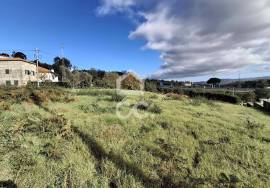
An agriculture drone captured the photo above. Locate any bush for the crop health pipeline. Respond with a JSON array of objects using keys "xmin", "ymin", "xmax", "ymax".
[
  {"xmin": 110, "ymin": 93, "xmax": 125, "ymax": 102},
  {"xmin": 165, "ymin": 93, "xmax": 185, "ymax": 100},
  {"xmin": 239, "ymin": 92, "xmax": 256, "ymax": 102},
  {"xmin": 0, "ymin": 88, "xmax": 74, "ymax": 105},
  {"xmin": 135, "ymin": 101, "xmax": 162, "ymax": 114},
  {"xmin": 0, "ymin": 101, "xmax": 11, "ymax": 110},
  {"xmin": 148, "ymin": 104, "xmax": 162, "ymax": 114},
  {"xmin": 183, "ymin": 90, "xmax": 240, "ymax": 104},
  {"xmin": 255, "ymin": 89, "xmax": 270, "ymax": 100}
]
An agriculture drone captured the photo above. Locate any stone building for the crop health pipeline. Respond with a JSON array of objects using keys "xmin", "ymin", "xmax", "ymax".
[
  {"xmin": 0, "ymin": 57, "xmax": 37, "ymax": 86},
  {"xmin": 0, "ymin": 56, "xmax": 58, "ymax": 86}
]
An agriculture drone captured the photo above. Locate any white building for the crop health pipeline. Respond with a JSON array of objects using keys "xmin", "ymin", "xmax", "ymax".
[
  {"xmin": 0, "ymin": 56, "xmax": 58, "ymax": 86},
  {"xmin": 38, "ymin": 67, "xmax": 58, "ymax": 82}
]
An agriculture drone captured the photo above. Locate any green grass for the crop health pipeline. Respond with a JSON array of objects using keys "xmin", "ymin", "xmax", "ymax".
[{"xmin": 0, "ymin": 88, "xmax": 270, "ymax": 187}]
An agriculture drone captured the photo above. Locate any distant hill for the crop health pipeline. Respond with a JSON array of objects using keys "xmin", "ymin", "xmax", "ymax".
[
  {"xmin": 220, "ymin": 76, "xmax": 270, "ymax": 85},
  {"xmin": 194, "ymin": 76, "xmax": 270, "ymax": 86}
]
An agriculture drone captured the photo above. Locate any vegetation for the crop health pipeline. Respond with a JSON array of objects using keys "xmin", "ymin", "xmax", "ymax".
[
  {"xmin": 0, "ymin": 88, "xmax": 270, "ymax": 187},
  {"xmin": 255, "ymin": 88, "xmax": 270, "ymax": 100},
  {"xmin": 121, "ymin": 74, "xmax": 141, "ymax": 90},
  {"xmin": 12, "ymin": 51, "xmax": 27, "ymax": 60},
  {"xmin": 207, "ymin": 78, "xmax": 221, "ymax": 87},
  {"xmin": 0, "ymin": 53, "xmax": 9, "ymax": 57}
]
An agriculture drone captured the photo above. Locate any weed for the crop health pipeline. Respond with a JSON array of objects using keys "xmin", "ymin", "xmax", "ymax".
[
  {"xmin": 0, "ymin": 101, "xmax": 11, "ymax": 111},
  {"xmin": 159, "ymin": 121, "xmax": 171, "ymax": 129},
  {"xmin": 246, "ymin": 119, "xmax": 265, "ymax": 129},
  {"xmin": 148, "ymin": 104, "xmax": 162, "ymax": 114},
  {"xmin": 165, "ymin": 93, "xmax": 185, "ymax": 100},
  {"xmin": 40, "ymin": 142, "xmax": 63, "ymax": 160},
  {"xmin": 79, "ymin": 102, "xmax": 114, "ymax": 113},
  {"xmin": 135, "ymin": 101, "xmax": 162, "ymax": 114},
  {"xmin": 110, "ymin": 93, "xmax": 125, "ymax": 102}
]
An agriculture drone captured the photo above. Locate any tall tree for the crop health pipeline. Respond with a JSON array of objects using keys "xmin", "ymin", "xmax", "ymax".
[
  {"xmin": 207, "ymin": 78, "xmax": 221, "ymax": 87},
  {"xmin": 12, "ymin": 51, "xmax": 27, "ymax": 60},
  {"xmin": 52, "ymin": 57, "xmax": 72, "ymax": 82},
  {"xmin": 102, "ymin": 72, "xmax": 119, "ymax": 88},
  {"xmin": 121, "ymin": 74, "xmax": 141, "ymax": 90}
]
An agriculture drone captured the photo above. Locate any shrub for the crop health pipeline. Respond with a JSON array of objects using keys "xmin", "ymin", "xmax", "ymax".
[
  {"xmin": 255, "ymin": 89, "xmax": 270, "ymax": 100},
  {"xmin": 135, "ymin": 101, "xmax": 162, "ymax": 114},
  {"xmin": 165, "ymin": 93, "xmax": 185, "ymax": 100},
  {"xmin": 40, "ymin": 142, "xmax": 63, "ymax": 160},
  {"xmin": 0, "ymin": 101, "xmax": 11, "ymax": 110},
  {"xmin": 240, "ymin": 92, "xmax": 256, "ymax": 102},
  {"xmin": 148, "ymin": 104, "xmax": 162, "ymax": 114},
  {"xmin": 79, "ymin": 102, "xmax": 114, "ymax": 113},
  {"xmin": 121, "ymin": 74, "xmax": 141, "ymax": 90},
  {"xmin": 183, "ymin": 90, "xmax": 240, "ymax": 104},
  {"xmin": 110, "ymin": 93, "xmax": 125, "ymax": 102}
]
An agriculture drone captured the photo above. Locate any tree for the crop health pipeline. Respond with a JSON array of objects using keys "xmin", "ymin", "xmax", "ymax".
[
  {"xmin": 121, "ymin": 74, "xmax": 141, "ymax": 90},
  {"xmin": 255, "ymin": 89, "xmax": 270, "ymax": 100},
  {"xmin": 207, "ymin": 78, "xmax": 221, "ymax": 87},
  {"xmin": 12, "ymin": 51, "xmax": 27, "ymax": 60},
  {"xmin": 0, "ymin": 53, "xmax": 10, "ymax": 57},
  {"xmin": 102, "ymin": 72, "xmax": 119, "ymax": 88},
  {"xmin": 145, "ymin": 79, "xmax": 158, "ymax": 92},
  {"xmin": 33, "ymin": 60, "xmax": 53, "ymax": 70},
  {"xmin": 79, "ymin": 72, "xmax": 92, "ymax": 88},
  {"xmin": 52, "ymin": 57, "xmax": 72, "ymax": 82}
]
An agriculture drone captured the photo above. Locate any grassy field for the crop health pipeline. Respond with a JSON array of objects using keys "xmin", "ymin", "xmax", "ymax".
[{"xmin": 0, "ymin": 88, "xmax": 270, "ymax": 188}]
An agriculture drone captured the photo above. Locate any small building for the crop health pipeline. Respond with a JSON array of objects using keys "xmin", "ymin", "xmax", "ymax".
[
  {"xmin": 0, "ymin": 57, "xmax": 37, "ymax": 86},
  {"xmin": 38, "ymin": 67, "xmax": 58, "ymax": 82},
  {"xmin": 183, "ymin": 81, "xmax": 193, "ymax": 87},
  {"xmin": 0, "ymin": 56, "xmax": 58, "ymax": 86}
]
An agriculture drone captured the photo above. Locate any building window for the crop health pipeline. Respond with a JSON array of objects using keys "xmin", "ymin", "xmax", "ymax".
[
  {"xmin": 6, "ymin": 81, "xmax": 11, "ymax": 86},
  {"xmin": 14, "ymin": 80, "xmax": 19, "ymax": 86},
  {"xmin": 5, "ymin": 69, "xmax": 10, "ymax": 74},
  {"xmin": 25, "ymin": 70, "xmax": 31, "ymax": 75},
  {"xmin": 32, "ymin": 71, "xmax": 35, "ymax": 76}
]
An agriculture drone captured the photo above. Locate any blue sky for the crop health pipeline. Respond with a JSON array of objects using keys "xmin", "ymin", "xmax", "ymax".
[
  {"xmin": 0, "ymin": 0, "xmax": 161, "ymax": 78},
  {"xmin": 0, "ymin": 0, "xmax": 270, "ymax": 81}
]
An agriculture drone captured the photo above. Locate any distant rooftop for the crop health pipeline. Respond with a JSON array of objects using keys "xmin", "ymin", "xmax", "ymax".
[{"xmin": 0, "ymin": 57, "xmax": 35, "ymax": 64}]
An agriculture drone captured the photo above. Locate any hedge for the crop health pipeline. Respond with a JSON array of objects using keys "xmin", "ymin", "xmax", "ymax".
[{"xmin": 158, "ymin": 88, "xmax": 240, "ymax": 104}]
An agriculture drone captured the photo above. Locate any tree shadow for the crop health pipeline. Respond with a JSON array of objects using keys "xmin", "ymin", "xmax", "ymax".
[
  {"xmin": 0, "ymin": 180, "xmax": 17, "ymax": 188},
  {"xmin": 72, "ymin": 127, "xmax": 163, "ymax": 188}
]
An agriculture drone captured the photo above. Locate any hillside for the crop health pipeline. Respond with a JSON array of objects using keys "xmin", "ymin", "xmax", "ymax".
[{"xmin": 0, "ymin": 88, "xmax": 270, "ymax": 187}]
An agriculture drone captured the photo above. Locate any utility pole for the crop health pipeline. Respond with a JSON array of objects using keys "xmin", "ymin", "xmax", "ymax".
[{"xmin": 35, "ymin": 48, "xmax": 40, "ymax": 88}]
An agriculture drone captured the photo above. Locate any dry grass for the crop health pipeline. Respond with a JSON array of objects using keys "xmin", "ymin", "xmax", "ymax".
[{"xmin": 0, "ymin": 88, "xmax": 270, "ymax": 187}]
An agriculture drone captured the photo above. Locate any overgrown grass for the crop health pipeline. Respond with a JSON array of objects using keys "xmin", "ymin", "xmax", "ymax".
[{"xmin": 0, "ymin": 88, "xmax": 270, "ymax": 187}]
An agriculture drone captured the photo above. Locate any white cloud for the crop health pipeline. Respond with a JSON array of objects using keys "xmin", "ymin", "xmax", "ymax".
[
  {"xmin": 98, "ymin": 0, "xmax": 270, "ymax": 79},
  {"xmin": 96, "ymin": 0, "xmax": 135, "ymax": 15}
]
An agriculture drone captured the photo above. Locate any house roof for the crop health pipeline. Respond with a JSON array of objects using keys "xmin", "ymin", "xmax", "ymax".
[
  {"xmin": 38, "ymin": 66, "xmax": 54, "ymax": 74},
  {"xmin": 0, "ymin": 57, "xmax": 35, "ymax": 64}
]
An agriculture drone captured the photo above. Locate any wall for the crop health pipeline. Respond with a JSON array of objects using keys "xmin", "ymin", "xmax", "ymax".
[
  {"xmin": 263, "ymin": 100, "xmax": 270, "ymax": 112},
  {"xmin": 0, "ymin": 60, "xmax": 37, "ymax": 86},
  {"xmin": 39, "ymin": 72, "xmax": 59, "ymax": 82}
]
